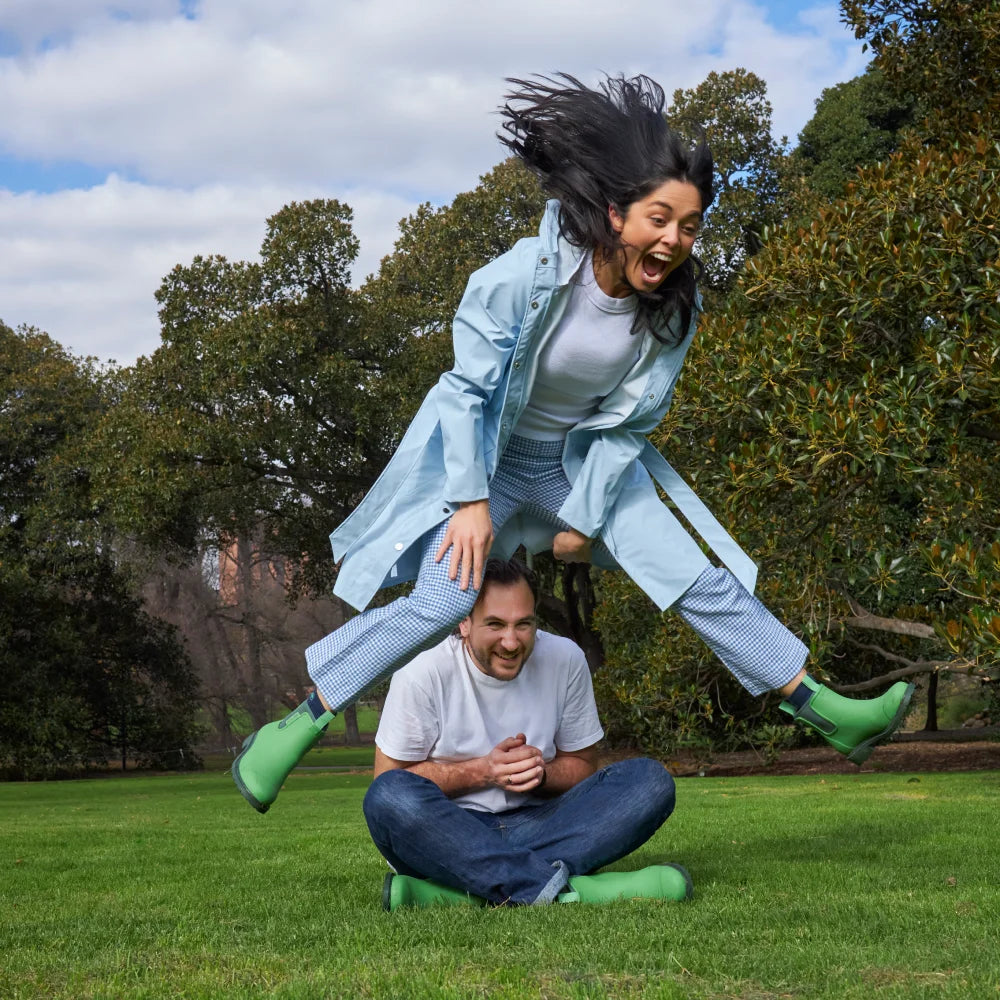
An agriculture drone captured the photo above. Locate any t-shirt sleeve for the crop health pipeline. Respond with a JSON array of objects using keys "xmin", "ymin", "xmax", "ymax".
[
  {"xmin": 374, "ymin": 663, "xmax": 441, "ymax": 762},
  {"xmin": 554, "ymin": 646, "xmax": 604, "ymax": 752}
]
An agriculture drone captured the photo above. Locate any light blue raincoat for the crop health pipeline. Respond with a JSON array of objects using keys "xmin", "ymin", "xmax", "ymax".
[{"xmin": 330, "ymin": 201, "xmax": 757, "ymax": 612}]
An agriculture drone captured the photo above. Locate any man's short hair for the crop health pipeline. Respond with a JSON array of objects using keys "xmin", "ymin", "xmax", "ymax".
[{"xmin": 479, "ymin": 556, "xmax": 538, "ymax": 608}]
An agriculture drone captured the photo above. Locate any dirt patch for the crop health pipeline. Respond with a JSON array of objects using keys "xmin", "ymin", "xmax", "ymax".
[{"xmin": 653, "ymin": 737, "xmax": 1000, "ymax": 778}]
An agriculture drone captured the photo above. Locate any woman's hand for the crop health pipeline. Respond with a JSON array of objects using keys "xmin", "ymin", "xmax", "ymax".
[
  {"xmin": 552, "ymin": 529, "xmax": 592, "ymax": 563},
  {"xmin": 435, "ymin": 499, "xmax": 494, "ymax": 591}
]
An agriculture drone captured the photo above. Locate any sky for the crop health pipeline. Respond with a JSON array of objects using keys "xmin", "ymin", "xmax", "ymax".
[{"xmin": 0, "ymin": 0, "xmax": 869, "ymax": 366}]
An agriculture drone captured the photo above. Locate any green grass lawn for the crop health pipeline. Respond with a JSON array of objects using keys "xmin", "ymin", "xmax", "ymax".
[{"xmin": 2, "ymin": 768, "xmax": 998, "ymax": 999}]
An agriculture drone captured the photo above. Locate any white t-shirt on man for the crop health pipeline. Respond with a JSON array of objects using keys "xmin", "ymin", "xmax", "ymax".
[{"xmin": 375, "ymin": 631, "xmax": 604, "ymax": 814}]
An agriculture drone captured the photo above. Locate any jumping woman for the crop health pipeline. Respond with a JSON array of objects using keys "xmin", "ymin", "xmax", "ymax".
[{"xmin": 233, "ymin": 73, "xmax": 912, "ymax": 814}]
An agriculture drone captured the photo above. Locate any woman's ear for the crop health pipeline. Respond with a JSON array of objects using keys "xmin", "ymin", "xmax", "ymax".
[{"xmin": 608, "ymin": 203, "xmax": 625, "ymax": 234}]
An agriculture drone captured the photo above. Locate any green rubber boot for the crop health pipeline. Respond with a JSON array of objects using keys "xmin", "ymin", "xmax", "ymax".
[
  {"xmin": 231, "ymin": 700, "xmax": 334, "ymax": 813},
  {"xmin": 779, "ymin": 677, "xmax": 914, "ymax": 765},
  {"xmin": 382, "ymin": 873, "xmax": 486, "ymax": 912},
  {"xmin": 559, "ymin": 863, "xmax": 693, "ymax": 904}
]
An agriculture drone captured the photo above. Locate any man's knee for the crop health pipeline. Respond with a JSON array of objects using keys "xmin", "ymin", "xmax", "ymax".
[
  {"xmin": 613, "ymin": 757, "xmax": 676, "ymax": 821},
  {"xmin": 363, "ymin": 768, "xmax": 434, "ymax": 829}
]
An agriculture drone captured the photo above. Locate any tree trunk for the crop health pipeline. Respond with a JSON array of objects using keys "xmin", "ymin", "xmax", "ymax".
[
  {"xmin": 237, "ymin": 534, "xmax": 269, "ymax": 730},
  {"xmin": 923, "ymin": 673, "xmax": 939, "ymax": 732},
  {"xmin": 343, "ymin": 703, "xmax": 361, "ymax": 746},
  {"xmin": 561, "ymin": 564, "xmax": 605, "ymax": 672}
]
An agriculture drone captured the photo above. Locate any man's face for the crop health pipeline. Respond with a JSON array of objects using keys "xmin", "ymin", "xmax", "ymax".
[{"xmin": 459, "ymin": 578, "xmax": 538, "ymax": 682}]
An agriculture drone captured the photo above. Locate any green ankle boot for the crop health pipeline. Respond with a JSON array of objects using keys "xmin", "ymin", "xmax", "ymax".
[
  {"xmin": 780, "ymin": 677, "xmax": 914, "ymax": 765},
  {"xmin": 559, "ymin": 863, "xmax": 693, "ymax": 904},
  {"xmin": 382, "ymin": 873, "xmax": 486, "ymax": 912},
  {"xmin": 231, "ymin": 701, "xmax": 334, "ymax": 813}
]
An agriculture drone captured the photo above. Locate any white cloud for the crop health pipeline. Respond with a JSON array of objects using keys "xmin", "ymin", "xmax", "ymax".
[
  {"xmin": 0, "ymin": 176, "xmax": 418, "ymax": 362},
  {"xmin": 0, "ymin": 0, "xmax": 868, "ymax": 363}
]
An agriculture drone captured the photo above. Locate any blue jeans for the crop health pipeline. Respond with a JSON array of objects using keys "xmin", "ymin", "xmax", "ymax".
[{"xmin": 362, "ymin": 757, "xmax": 676, "ymax": 906}]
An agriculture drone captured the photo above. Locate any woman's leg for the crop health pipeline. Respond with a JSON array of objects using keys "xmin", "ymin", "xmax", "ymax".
[
  {"xmin": 501, "ymin": 437, "xmax": 912, "ymax": 764},
  {"xmin": 304, "ymin": 519, "xmax": 482, "ymax": 712},
  {"xmin": 675, "ymin": 566, "xmax": 913, "ymax": 762},
  {"xmin": 232, "ymin": 480, "xmax": 522, "ymax": 812},
  {"xmin": 673, "ymin": 566, "xmax": 807, "ymax": 696}
]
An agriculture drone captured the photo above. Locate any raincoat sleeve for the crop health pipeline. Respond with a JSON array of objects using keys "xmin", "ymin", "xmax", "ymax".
[{"xmin": 436, "ymin": 249, "xmax": 531, "ymax": 503}]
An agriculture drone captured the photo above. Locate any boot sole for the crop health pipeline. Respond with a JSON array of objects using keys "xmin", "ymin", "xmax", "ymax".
[
  {"xmin": 382, "ymin": 872, "xmax": 395, "ymax": 912},
  {"xmin": 661, "ymin": 862, "xmax": 694, "ymax": 901},
  {"xmin": 231, "ymin": 731, "xmax": 270, "ymax": 814},
  {"xmin": 846, "ymin": 682, "xmax": 915, "ymax": 766}
]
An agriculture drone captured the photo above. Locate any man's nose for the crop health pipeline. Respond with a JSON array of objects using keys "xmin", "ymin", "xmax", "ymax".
[{"xmin": 499, "ymin": 628, "xmax": 520, "ymax": 649}]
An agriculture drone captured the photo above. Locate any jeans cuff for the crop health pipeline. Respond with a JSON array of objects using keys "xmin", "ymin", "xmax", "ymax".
[{"xmin": 531, "ymin": 860, "xmax": 569, "ymax": 906}]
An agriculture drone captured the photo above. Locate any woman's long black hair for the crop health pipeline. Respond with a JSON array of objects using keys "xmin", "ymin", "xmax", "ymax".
[{"xmin": 498, "ymin": 73, "xmax": 713, "ymax": 345}]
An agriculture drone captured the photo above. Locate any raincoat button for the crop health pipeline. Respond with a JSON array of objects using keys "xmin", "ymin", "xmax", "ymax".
[
  {"xmin": 531, "ymin": 301, "xmax": 539, "ymax": 309},
  {"xmin": 513, "ymin": 361, "xmax": 521, "ymax": 369},
  {"xmin": 394, "ymin": 542, "xmax": 404, "ymax": 551},
  {"xmin": 540, "ymin": 256, "xmax": 548, "ymax": 264}
]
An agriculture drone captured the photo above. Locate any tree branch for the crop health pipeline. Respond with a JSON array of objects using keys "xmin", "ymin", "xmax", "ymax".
[
  {"xmin": 830, "ymin": 637, "xmax": 987, "ymax": 692},
  {"xmin": 968, "ymin": 422, "xmax": 1000, "ymax": 442},
  {"xmin": 842, "ymin": 594, "xmax": 938, "ymax": 640}
]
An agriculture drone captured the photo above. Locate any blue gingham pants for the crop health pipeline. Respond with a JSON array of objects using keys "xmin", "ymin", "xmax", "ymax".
[{"xmin": 305, "ymin": 436, "xmax": 807, "ymax": 711}]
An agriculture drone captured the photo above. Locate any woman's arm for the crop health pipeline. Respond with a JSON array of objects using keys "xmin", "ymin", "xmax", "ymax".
[
  {"xmin": 433, "ymin": 244, "xmax": 535, "ymax": 588},
  {"xmin": 436, "ymin": 248, "xmax": 532, "ymax": 504}
]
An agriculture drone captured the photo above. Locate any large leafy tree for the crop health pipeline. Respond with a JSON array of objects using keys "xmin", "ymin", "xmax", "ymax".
[
  {"xmin": 790, "ymin": 66, "xmax": 917, "ymax": 200},
  {"xmin": 91, "ymin": 200, "xmax": 396, "ymax": 595},
  {"xmin": 841, "ymin": 0, "xmax": 1000, "ymax": 133},
  {"xmin": 90, "ymin": 178, "xmax": 548, "ymax": 725},
  {"xmin": 595, "ymin": 1, "xmax": 1000, "ymax": 751},
  {"xmin": 667, "ymin": 69, "xmax": 786, "ymax": 300},
  {"xmin": 0, "ymin": 323, "xmax": 200, "ymax": 777},
  {"xmin": 597, "ymin": 129, "xmax": 999, "ymax": 752}
]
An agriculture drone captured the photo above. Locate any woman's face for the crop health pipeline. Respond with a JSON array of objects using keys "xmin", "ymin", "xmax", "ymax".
[{"xmin": 597, "ymin": 178, "xmax": 703, "ymax": 298}]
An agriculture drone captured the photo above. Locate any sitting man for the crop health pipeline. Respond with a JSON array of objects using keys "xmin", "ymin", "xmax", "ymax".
[{"xmin": 363, "ymin": 556, "xmax": 691, "ymax": 910}]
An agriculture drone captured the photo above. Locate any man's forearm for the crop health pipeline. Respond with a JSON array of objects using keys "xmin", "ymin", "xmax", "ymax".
[
  {"xmin": 402, "ymin": 757, "xmax": 491, "ymax": 798},
  {"xmin": 535, "ymin": 751, "xmax": 598, "ymax": 796}
]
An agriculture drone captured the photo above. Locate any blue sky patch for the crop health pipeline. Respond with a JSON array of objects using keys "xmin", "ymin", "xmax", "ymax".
[{"xmin": 0, "ymin": 155, "xmax": 110, "ymax": 194}]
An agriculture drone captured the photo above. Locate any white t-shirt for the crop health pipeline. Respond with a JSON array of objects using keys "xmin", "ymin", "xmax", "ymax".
[
  {"xmin": 375, "ymin": 631, "xmax": 605, "ymax": 813},
  {"xmin": 513, "ymin": 251, "xmax": 641, "ymax": 441}
]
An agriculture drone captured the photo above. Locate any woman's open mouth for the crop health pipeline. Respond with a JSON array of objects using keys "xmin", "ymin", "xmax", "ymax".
[{"xmin": 641, "ymin": 251, "xmax": 671, "ymax": 283}]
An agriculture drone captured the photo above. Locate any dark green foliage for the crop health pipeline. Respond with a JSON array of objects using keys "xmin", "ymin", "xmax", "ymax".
[
  {"xmin": 668, "ymin": 69, "xmax": 786, "ymax": 299},
  {"xmin": 596, "ymin": 126, "xmax": 1000, "ymax": 753},
  {"xmin": 594, "ymin": 0, "xmax": 1000, "ymax": 756},
  {"xmin": 0, "ymin": 324, "xmax": 201, "ymax": 778},
  {"xmin": 791, "ymin": 67, "xmax": 917, "ymax": 199},
  {"xmin": 841, "ymin": 0, "xmax": 1000, "ymax": 133}
]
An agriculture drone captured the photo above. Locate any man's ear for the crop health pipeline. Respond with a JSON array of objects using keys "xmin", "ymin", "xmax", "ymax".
[
  {"xmin": 458, "ymin": 616, "xmax": 471, "ymax": 640},
  {"xmin": 609, "ymin": 203, "xmax": 625, "ymax": 234}
]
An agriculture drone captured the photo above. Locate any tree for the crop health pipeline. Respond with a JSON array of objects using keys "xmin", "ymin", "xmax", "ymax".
[
  {"xmin": 841, "ymin": 0, "xmax": 1000, "ymax": 135},
  {"xmin": 0, "ymin": 323, "xmax": 200, "ymax": 777},
  {"xmin": 667, "ymin": 69, "xmax": 786, "ymax": 299},
  {"xmin": 89, "ymin": 179, "xmax": 549, "ymax": 728},
  {"xmin": 595, "ymin": 126, "xmax": 999, "ymax": 753},
  {"xmin": 790, "ymin": 66, "xmax": 917, "ymax": 200}
]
